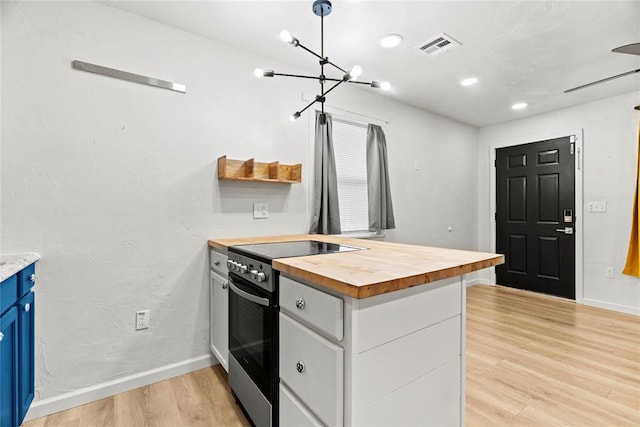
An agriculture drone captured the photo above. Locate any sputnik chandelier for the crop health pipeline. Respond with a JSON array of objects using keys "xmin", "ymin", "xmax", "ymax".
[{"xmin": 254, "ymin": 0, "xmax": 390, "ymax": 122}]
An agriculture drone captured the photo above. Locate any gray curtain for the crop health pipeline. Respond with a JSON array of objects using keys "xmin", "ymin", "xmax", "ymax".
[
  {"xmin": 309, "ymin": 112, "xmax": 341, "ymax": 234},
  {"xmin": 367, "ymin": 124, "xmax": 395, "ymax": 230}
]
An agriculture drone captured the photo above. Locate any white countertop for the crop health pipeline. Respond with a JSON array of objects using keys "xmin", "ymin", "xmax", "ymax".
[{"xmin": 0, "ymin": 252, "xmax": 41, "ymax": 282}]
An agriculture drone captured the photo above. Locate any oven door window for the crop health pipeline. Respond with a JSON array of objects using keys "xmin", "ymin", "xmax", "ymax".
[{"xmin": 228, "ymin": 275, "xmax": 273, "ymax": 400}]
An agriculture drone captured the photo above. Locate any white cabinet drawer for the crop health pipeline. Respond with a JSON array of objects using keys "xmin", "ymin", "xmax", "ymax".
[
  {"xmin": 280, "ymin": 313, "xmax": 343, "ymax": 427},
  {"xmin": 279, "ymin": 383, "xmax": 323, "ymax": 427},
  {"xmin": 210, "ymin": 249, "xmax": 228, "ymax": 276},
  {"xmin": 280, "ymin": 275, "xmax": 343, "ymax": 341}
]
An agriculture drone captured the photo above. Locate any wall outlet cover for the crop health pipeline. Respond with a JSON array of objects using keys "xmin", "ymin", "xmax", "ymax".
[
  {"xmin": 604, "ymin": 267, "xmax": 615, "ymax": 279},
  {"xmin": 136, "ymin": 310, "xmax": 150, "ymax": 330}
]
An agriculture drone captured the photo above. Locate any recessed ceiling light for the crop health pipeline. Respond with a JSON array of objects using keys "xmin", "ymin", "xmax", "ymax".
[
  {"xmin": 460, "ymin": 77, "xmax": 479, "ymax": 86},
  {"xmin": 512, "ymin": 102, "xmax": 528, "ymax": 110},
  {"xmin": 379, "ymin": 34, "xmax": 403, "ymax": 48}
]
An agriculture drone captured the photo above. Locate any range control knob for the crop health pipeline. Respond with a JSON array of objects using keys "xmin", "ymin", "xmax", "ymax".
[
  {"xmin": 239, "ymin": 265, "xmax": 248, "ymax": 274},
  {"xmin": 250, "ymin": 269, "xmax": 258, "ymax": 279},
  {"xmin": 256, "ymin": 272, "xmax": 266, "ymax": 282},
  {"xmin": 226, "ymin": 260, "xmax": 233, "ymax": 269}
]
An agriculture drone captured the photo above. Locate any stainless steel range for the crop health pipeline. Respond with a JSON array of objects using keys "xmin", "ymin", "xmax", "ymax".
[{"xmin": 226, "ymin": 240, "xmax": 362, "ymax": 427}]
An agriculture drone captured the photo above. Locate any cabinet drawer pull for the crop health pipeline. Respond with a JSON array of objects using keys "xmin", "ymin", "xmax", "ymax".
[
  {"xmin": 30, "ymin": 274, "xmax": 36, "ymax": 283},
  {"xmin": 0, "ymin": 332, "xmax": 4, "ymax": 342},
  {"xmin": 214, "ymin": 260, "xmax": 220, "ymax": 266},
  {"xmin": 295, "ymin": 298, "xmax": 305, "ymax": 310},
  {"xmin": 23, "ymin": 303, "xmax": 31, "ymax": 312},
  {"xmin": 296, "ymin": 361, "xmax": 305, "ymax": 373},
  {"xmin": 222, "ymin": 281, "xmax": 228, "ymax": 290}
]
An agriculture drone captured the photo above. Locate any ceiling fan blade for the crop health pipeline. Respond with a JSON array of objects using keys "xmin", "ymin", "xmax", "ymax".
[
  {"xmin": 612, "ymin": 43, "xmax": 640, "ymax": 55},
  {"xmin": 564, "ymin": 68, "xmax": 640, "ymax": 93}
]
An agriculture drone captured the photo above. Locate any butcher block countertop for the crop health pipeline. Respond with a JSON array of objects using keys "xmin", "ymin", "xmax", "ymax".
[{"xmin": 209, "ymin": 234, "xmax": 503, "ymax": 299}]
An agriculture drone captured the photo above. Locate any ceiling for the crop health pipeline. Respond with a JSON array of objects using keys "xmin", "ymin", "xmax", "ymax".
[{"xmin": 106, "ymin": 1, "xmax": 640, "ymax": 127}]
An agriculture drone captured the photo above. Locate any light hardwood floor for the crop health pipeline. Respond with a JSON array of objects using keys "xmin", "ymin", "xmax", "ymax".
[{"xmin": 25, "ymin": 285, "xmax": 640, "ymax": 426}]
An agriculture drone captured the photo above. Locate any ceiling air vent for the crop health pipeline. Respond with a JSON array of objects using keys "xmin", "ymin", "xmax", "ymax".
[{"xmin": 417, "ymin": 33, "xmax": 461, "ymax": 56}]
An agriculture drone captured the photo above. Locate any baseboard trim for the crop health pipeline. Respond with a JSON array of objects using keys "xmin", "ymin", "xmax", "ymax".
[
  {"xmin": 25, "ymin": 353, "xmax": 217, "ymax": 421},
  {"xmin": 464, "ymin": 278, "xmax": 492, "ymax": 287},
  {"xmin": 582, "ymin": 298, "xmax": 640, "ymax": 316}
]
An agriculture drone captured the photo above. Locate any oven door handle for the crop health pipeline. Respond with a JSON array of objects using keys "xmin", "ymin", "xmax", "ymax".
[{"xmin": 228, "ymin": 278, "xmax": 270, "ymax": 307}]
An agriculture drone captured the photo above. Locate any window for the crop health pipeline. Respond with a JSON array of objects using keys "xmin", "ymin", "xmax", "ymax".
[{"xmin": 332, "ymin": 117, "xmax": 369, "ymax": 232}]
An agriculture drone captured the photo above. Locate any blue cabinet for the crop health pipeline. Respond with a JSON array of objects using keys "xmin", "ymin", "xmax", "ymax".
[
  {"xmin": 0, "ymin": 264, "xmax": 36, "ymax": 427},
  {"xmin": 18, "ymin": 290, "xmax": 35, "ymax": 422},
  {"xmin": 1, "ymin": 306, "xmax": 19, "ymax": 427}
]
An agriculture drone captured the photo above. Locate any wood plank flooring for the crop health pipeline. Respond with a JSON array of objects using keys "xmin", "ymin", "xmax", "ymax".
[
  {"xmin": 466, "ymin": 285, "xmax": 640, "ymax": 426},
  {"xmin": 23, "ymin": 365, "xmax": 250, "ymax": 427},
  {"xmin": 24, "ymin": 285, "xmax": 639, "ymax": 426}
]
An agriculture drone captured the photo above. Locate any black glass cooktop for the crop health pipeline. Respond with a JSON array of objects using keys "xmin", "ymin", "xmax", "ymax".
[{"xmin": 229, "ymin": 240, "xmax": 363, "ymax": 262}]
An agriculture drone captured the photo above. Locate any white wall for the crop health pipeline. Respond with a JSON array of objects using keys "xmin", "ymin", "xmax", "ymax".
[
  {"xmin": 478, "ymin": 91, "xmax": 640, "ymax": 315},
  {"xmin": 1, "ymin": 0, "xmax": 479, "ymax": 408}
]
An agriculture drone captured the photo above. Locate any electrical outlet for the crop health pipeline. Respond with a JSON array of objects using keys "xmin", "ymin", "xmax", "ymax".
[
  {"xmin": 136, "ymin": 310, "xmax": 150, "ymax": 330},
  {"xmin": 253, "ymin": 202, "xmax": 269, "ymax": 219},
  {"xmin": 604, "ymin": 267, "xmax": 615, "ymax": 279}
]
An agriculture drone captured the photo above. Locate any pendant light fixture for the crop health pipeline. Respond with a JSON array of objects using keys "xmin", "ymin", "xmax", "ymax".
[{"xmin": 255, "ymin": 0, "xmax": 390, "ymax": 122}]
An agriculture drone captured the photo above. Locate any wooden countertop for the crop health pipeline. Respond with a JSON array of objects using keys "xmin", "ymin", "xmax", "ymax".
[{"xmin": 208, "ymin": 234, "xmax": 504, "ymax": 299}]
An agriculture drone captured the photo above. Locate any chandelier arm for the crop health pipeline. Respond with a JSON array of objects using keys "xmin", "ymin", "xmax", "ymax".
[
  {"xmin": 326, "ymin": 61, "xmax": 347, "ymax": 74},
  {"xmin": 297, "ymin": 43, "xmax": 324, "ymax": 62},
  {"xmin": 346, "ymin": 80, "xmax": 374, "ymax": 85},
  {"xmin": 322, "ymin": 79, "xmax": 345, "ymax": 97},
  {"xmin": 274, "ymin": 72, "xmax": 322, "ymax": 80},
  {"xmin": 297, "ymin": 97, "xmax": 320, "ymax": 116},
  {"xmin": 294, "ymin": 41, "xmax": 351, "ymax": 74}
]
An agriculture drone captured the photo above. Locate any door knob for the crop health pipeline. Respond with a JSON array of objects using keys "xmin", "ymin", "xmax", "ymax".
[
  {"xmin": 295, "ymin": 298, "xmax": 305, "ymax": 310},
  {"xmin": 296, "ymin": 361, "xmax": 305, "ymax": 373}
]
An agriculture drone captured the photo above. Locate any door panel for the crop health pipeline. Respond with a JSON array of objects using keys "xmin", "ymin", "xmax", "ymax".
[{"xmin": 496, "ymin": 137, "xmax": 575, "ymax": 299}]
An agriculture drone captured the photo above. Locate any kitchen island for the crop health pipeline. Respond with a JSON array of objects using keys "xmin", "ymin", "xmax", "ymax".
[{"xmin": 208, "ymin": 235, "xmax": 503, "ymax": 426}]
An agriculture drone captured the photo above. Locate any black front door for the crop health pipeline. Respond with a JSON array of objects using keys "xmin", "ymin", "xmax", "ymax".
[{"xmin": 495, "ymin": 137, "xmax": 575, "ymax": 299}]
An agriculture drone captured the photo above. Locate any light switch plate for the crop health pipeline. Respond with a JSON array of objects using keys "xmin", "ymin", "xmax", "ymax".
[
  {"xmin": 253, "ymin": 202, "xmax": 269, "ymax": 219},
  {"xmin": 587, "ymin": 201, "xmax": 607, "ymax": 213}
]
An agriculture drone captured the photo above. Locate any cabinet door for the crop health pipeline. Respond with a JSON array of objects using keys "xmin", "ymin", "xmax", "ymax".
[
  {"xmin": 18, "ymin": 291, "xmax": 35, "ymax": 425},
  {"xmin": 1, "ymin": 306, "xmax": 19, "ymax": 427},
  {"xmin": 280, "ymin": 313, "xmax": 343, "ymax": 426},
  {"xmin": 210, "ymin": 270, "xmax": 229, "ymax": 372}
]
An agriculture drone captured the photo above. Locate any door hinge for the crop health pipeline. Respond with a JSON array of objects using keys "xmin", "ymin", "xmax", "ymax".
[{"xmin": 570, "ymin": 143, "xmax": 574, "ymax": 155}]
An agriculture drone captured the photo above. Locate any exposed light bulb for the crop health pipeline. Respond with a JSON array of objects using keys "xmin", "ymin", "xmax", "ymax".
[
  {"xmin": 380, "ymin": 81, "xmax": 391, "ymax": 91},
  {"xmin": 254, "ymin": 69, "xmax": 274, "ymax": 78},
  {"xmin": 350, "ymin": 65, "xmax": 363, "ymax": 78},
  {"xmin": 290, "ymin": 112, "xmax": 301, "ymax": 121},
  {"xmin": 280, "ymin": 30, "xmax": 293, "ymax": 43},
  {"xmin": 512, "ymin": 102, "xmax": 528, "ymax": 110},
  {"xmin": 280, "ymin": 30, "xmax": 299, "ymax": 46},
  {"xmin": 460, "ymin": 77, "xmax": 479, "ymax": 86}
]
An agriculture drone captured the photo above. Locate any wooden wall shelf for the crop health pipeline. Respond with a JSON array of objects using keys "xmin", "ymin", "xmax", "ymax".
[{"xmin": 217, "ymin": 156, "xmax": 302, "ymax": 184}]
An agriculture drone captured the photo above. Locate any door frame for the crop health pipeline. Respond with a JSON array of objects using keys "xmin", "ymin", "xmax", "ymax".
[{"xmin": 488, "ymin": 132, "xmax": 584, "ymax": 303}]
